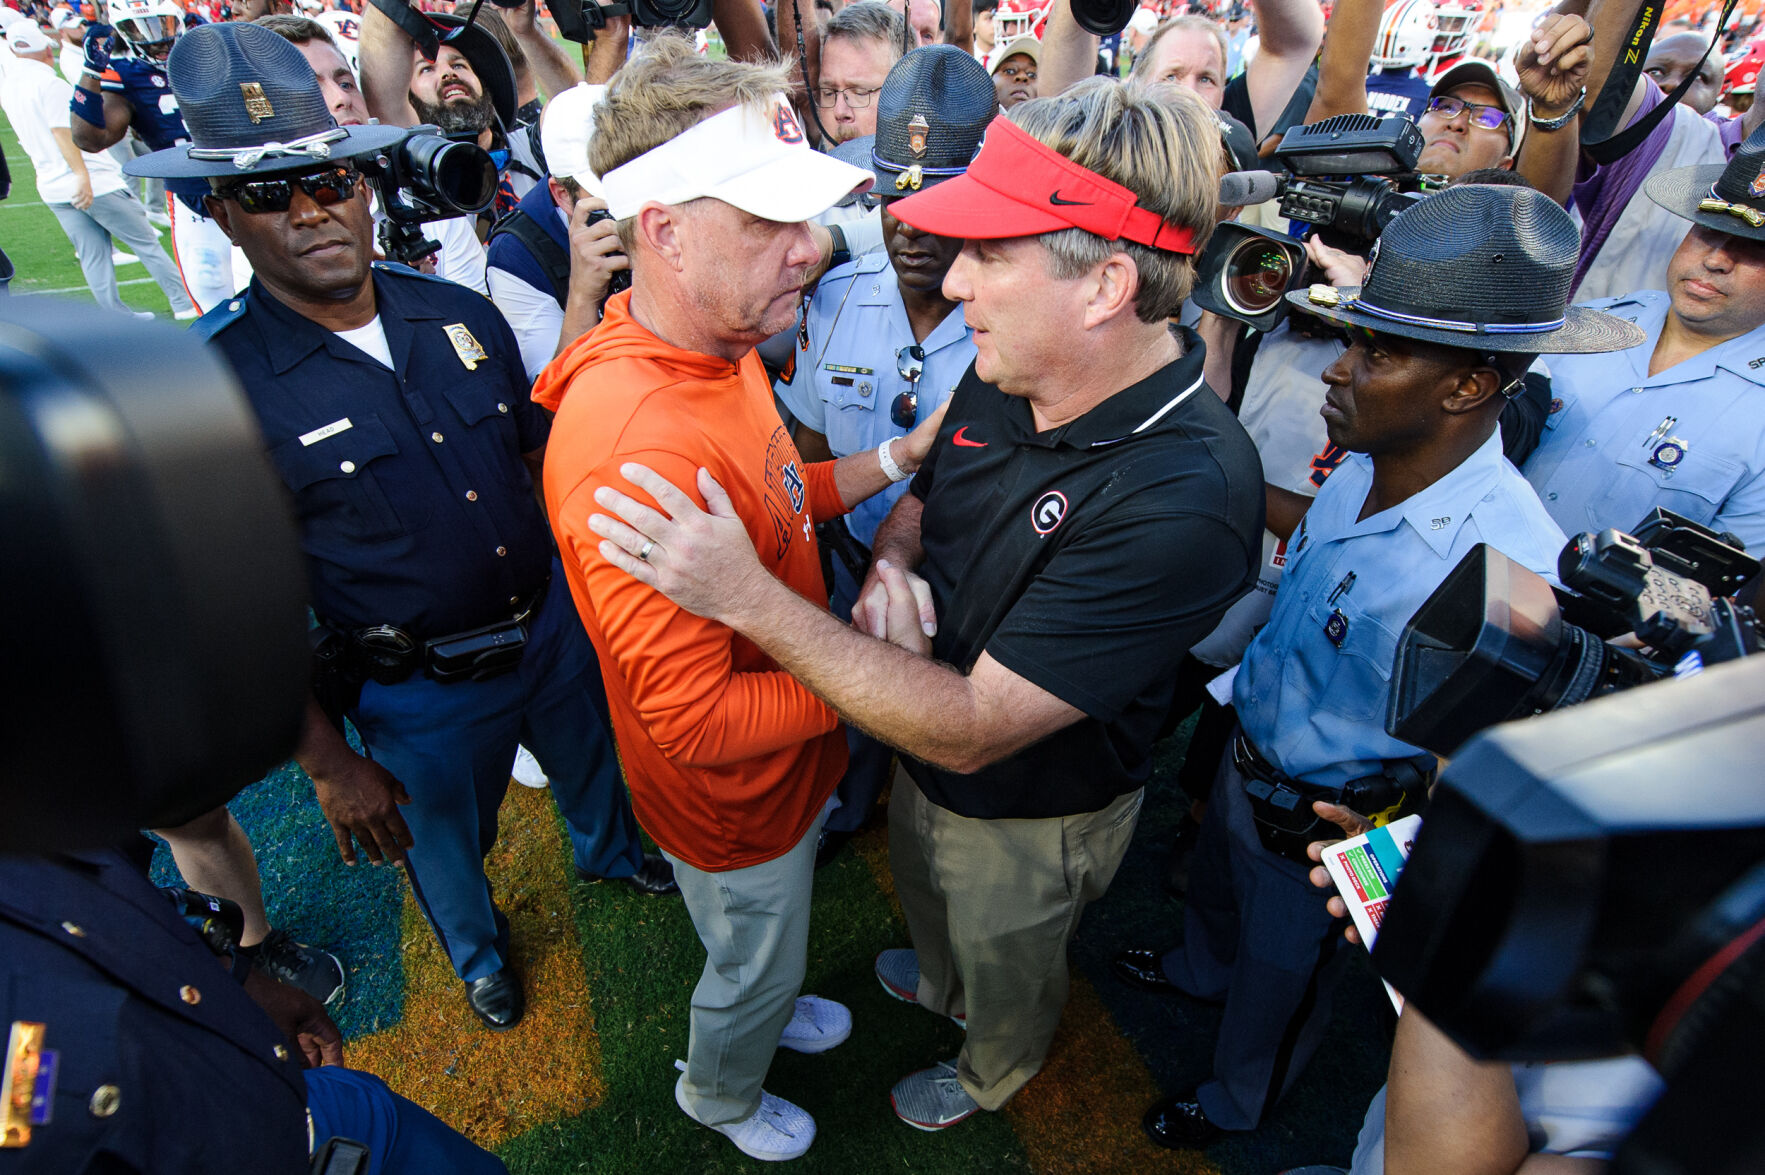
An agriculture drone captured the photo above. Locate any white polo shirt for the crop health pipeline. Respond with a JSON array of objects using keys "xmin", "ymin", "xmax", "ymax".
[{"xmin": 0, "ymin": 56, "xmax": 126, "ymax": 204}]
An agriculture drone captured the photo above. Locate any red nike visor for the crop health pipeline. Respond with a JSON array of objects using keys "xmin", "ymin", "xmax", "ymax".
[{"xmin": 891, "ymin": 115, "xmax": 1197, "ymax": 254}]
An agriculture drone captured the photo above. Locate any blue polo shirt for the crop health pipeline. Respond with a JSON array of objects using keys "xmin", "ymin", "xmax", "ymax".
[
  {"xmin": 198, "ymin": 264, "xmax": 554, "ymax": 637},
  {"xmin": 1235, "ymin": 428, "xmax": 1567, "ymax": 789}
]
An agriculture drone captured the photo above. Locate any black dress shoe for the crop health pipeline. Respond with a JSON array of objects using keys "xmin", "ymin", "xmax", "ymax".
[
  {"xmin": 576, "ymin": 853, "xmax": 681, "ymax": 896},
  {"xmin": 1111, "ymin": 947, "xmax": 1183, "ymax": 994},
  {"xmin": 465, "ymin": 967, "xmax": 524, "ymax": 1031},
  {"xmin": 1143, "ymin": 1094, "xmax": 1224, "ymax": 1149},
  {"xmin": 814, "ymin": 827, "xmax": 855, "ymax": 870}
]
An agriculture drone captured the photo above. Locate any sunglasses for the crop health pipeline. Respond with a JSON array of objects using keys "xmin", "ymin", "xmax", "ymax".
[
  {"xmin": 892, "ymin": 345, "xmax": 924, "ymax": 430},
  {"xmin": 220, "ymin": 166, "xmax": 364, "ymax": 215},
  {"xmin": 1424, "ymin": 95, "xmax": 1512, "ymax": 132}
]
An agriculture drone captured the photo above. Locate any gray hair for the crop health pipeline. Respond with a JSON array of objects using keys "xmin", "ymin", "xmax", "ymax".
[{"xmin": 825, "ymin": 0, "xmax": 905, "ymax": 57}]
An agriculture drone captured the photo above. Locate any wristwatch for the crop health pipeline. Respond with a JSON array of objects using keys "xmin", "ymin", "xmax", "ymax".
[{"xmin": 1528, "ymin": 87, "xmax": 1587, "ymax": 132}]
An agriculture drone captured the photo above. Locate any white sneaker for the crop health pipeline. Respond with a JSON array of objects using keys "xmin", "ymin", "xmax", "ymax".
[
  {"xmin": 173, "ymin": 307, "xmax": 199, "ymax": 321},
  {"xmin": 890, "ymin": 1059, "xmax": 979, "ymax": 1131},
  {"xmin": 873, "ymin": 949, "xmax": 966, "ymax": 1027},
  {"xmin": 113, "ymin": 250, "xmax": 140, "ymax": 266},
  {"xmin": 674, "ymin": 1062, "xmax": 816, "ymax": 1161},
  {"xmin": 778, "ymin": 995, "xmax": 850, "ymax": 1054},
  {"xmin": 511, "ymin": 744, "xmax": 549, "ymax": 788}
]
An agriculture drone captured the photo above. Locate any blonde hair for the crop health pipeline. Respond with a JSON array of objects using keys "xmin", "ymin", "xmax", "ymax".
[
  {"xmin": 589, "ymin": 35, "xmax": 793, "ymax": 178},
  {"xmin": 1009, "ymin": 77, "xmax": 1220, "ymax": 322},
  {"xmin": 1132, "ymin": 14, "xmax": 1228, "ymax": 83}
]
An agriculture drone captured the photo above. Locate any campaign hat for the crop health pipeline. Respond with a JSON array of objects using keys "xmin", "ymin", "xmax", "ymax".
[
  {"xmin": 124, "ymin": 22, "xmax": 404, "ymax": 180},
  {"xmin": 1645, "ymin": 128, "xmax": 1765, "ymax": 242},
  {"xmin": 1286, "ymin": 184, "xmax": 1645, "ymax": 354},
  {"xmin": 871, "ymin": 44, "xmax": 995, "ymax": 196}
]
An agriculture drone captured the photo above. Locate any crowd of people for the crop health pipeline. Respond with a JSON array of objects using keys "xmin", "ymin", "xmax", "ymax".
[{"xmin": 2, "ymin": 0, "xmax": 1761, "ymax": 1169}]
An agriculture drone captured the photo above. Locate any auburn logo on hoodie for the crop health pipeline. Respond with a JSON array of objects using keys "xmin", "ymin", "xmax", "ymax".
[{"xmin": 762, "ymin": 426, "xmax": 809, "ymax": 559}]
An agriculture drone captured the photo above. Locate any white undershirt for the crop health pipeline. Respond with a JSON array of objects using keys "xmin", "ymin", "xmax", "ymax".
[{"xmin": 333, "ymin": 315, "xmax": 394, "ymax": 369}]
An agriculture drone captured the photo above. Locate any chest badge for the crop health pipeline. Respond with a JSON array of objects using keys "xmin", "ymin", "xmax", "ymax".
[
  {"xmin": 443, "ymin": 324, "xmax": 488, "ymax": 372},
  {"xmin": 1031, "ymin": 490, "xmax": 1068, "ymax": 535},
  {"xmin": 1649, "ymin": 437, "xmax": 1689, "ymax": 471},
  {"xmin": 3, "ymin": 1021, "xmax": 54, "ymax": 1148},
  {"xmin": 1324, "ymin": 608, "xmax": 1349, "ymax": 647}
]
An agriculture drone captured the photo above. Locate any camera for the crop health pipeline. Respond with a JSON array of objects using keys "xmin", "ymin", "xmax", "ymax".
[
  {"xmin": 547, "ymin": 0, "xmax": 714, "ymax": 38},
  {"xmin": 586, "ymin": 207, "xmax": 633, "ymax": 297},
  {"xmin": 359, "ymin": 126, "xmax": 499, "ymax": 267},
  {"xmin": 1385, "ymin": 508, "xmax": 1762, "ymax": 758},
  {"xmin": 1070, "ymin": 0, "xmax": 1137, "ymax": 37},
  {"xmin": 1191, "ymin": 113, "xmax": 1431, "ymax": 331}
]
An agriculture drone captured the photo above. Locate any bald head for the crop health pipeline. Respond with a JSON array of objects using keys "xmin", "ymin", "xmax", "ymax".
[{"xmin": 1645, "ymin": 32, "xmax": 1721, "ymax": 115}]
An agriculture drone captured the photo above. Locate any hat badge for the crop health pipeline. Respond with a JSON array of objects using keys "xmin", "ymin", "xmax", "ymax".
[
  {"xmin": 239, "ymin": 82, "xmax": 275, "ymax": 125},
  {"xmin": 1751, "ymin": 169, "xmax": 1765, "ymax": 200},
  {"xmin": 908, "ymin": 114, "xmax": 929, "ymax": 157}
]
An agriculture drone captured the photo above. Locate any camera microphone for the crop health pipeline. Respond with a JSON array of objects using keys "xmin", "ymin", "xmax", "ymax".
[{"xmin": 1219, "ymin": 169, "xmax": 1283, "ymax": 207}]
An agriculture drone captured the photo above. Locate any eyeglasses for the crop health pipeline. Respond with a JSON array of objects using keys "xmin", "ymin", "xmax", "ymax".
[
  {"xmin": 219, "ymin": 166, "xmax": 364, "ymax": 214},
  {"xmin": 1423, "ymin": 95, "xmax": 1512, "ymax": 132},
  {"xmin": 813, "ymin": 85, "xmax": 881, "ymax": 109},
  {"xmin": 892, "ymin": 345, "xmax": 924, "ymax": 429}
]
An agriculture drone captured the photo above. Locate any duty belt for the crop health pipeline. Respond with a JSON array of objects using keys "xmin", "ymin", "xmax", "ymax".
[
  {"xmin": 344, "ymin": 573, "xmax": 549, "ymax": 687},
  {"xmin": 1234, "ymin": 730, "xmax": 1431, "ymax": 866}
]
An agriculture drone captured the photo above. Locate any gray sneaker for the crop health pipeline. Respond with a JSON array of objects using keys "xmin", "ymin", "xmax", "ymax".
[
  {"xmin": 890, "ymin": 1059, "xmax": 979, "ymax": 1131},
  {"xmin": 873, "ymin": 949, "xmax": 965, "ymax": 1027},
  {"xmin": 248, "ymin": 928, "xmax": 345, "ymax": 1006}
]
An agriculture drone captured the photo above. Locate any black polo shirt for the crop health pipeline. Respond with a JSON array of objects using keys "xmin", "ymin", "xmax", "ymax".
[{"xmin": 905, "ymin": 334, "xmax": 1265, "ymax": 820}]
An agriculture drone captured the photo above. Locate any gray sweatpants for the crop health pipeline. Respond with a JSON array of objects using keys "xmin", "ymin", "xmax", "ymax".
[
  {"xmin": 49, "ymin": 189, "xmax": 194, "ymax": 315},
  {"xmin": 664, "ymin": 805, "xmax": 826, "ymax": 1126}
]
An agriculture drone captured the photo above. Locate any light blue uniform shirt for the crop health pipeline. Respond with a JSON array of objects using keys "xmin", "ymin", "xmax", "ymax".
[
  {"xmin": 1524, "ymin": 291, "xmax": 1765, "ymax": 552},
  {"xmin": 775, "ymin": 252, "xmax": 975, "ymax": 545},
  {"xmin": 1235, "ymin": 429, "xmax": 1568, "ymax": 789}
]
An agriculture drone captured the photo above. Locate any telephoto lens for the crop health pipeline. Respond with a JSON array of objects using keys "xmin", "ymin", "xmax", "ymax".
[
  {"xmin": 400, "ymin": 133, "xmax": 499, "ymax": 216},
  {"xmin": 1222, "ymin": 236, "xmax": 1298, "ymax": 319}
]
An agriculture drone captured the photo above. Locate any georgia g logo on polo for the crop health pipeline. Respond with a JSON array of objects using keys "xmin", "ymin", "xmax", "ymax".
[{"xmin": 1031, "ymin": 490, "xmax": 1068, "ymax": 535}]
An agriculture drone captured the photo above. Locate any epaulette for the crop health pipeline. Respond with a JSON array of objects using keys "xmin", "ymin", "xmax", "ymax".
[
  {"xmin": 371, "ymin": 259, "xmax": 460, "ymax": 286},
  {"xmin": 187, "ymin": 289, "xmax": 250, "ymax": 343}
]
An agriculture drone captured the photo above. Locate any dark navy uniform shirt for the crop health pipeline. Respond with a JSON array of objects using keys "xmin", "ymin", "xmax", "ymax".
[
  {"xmin": 197, "ymin": 265, "xmax": 554, "ymax": 638},
  {"xmin": 905, "ymin": 335, "xmax": 1265, "ymax": 820},
  {"xmin": 0, "ymin": 842, "xmax": 309, "ymax": 1173}
]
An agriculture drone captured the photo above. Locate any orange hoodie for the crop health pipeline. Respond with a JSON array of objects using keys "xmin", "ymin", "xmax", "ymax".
[{"xmin": 533, "ymin": 291, "xmax": 848, "ymax": 872}]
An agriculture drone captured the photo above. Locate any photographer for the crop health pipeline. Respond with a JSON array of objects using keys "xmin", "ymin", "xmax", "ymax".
[
  {"xmin": 1128, "ymin": 186, "xmax": 1644, "ymax": 1149},
  {"xmin": 357, "ymin": 1, "xmax": 540, "ymax": 225},
  {"xmin": 128, "ymin": 21, "xmax": 672, "ymax": 1034},
  {"xmin": 486, "ymin": 82, "xmax": 630, "ymax": 381}
]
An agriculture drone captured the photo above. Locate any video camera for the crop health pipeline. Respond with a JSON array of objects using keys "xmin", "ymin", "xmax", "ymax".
[
  {"xmin": 547, "ymin": 0, "xmax": 714, "ymax": 38},
  {"xmin": 1386, "ymin": 508, "xmax": 1763, "ymax": 758},
  {"xmin": 1191, "ymin": 113, "xmax": 1431, "ymax": 331},
  {"xmin": 360, "ymin": 126, "xmax": 499, "ymax": 268}
]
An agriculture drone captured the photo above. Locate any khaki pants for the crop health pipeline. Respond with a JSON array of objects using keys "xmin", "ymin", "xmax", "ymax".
[
  {"xmin": 888, "ymin": 768, "xmax": 1143, "ymax": 1110},
  {"xmin": 664, "ymin": 805, "xmax": 825, "ymax": 1126}
]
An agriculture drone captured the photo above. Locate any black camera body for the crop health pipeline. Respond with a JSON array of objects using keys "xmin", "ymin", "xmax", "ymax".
[
  {"xmin": 360, "ymin": 125, "xmax": 499, "ymax": 267},
  {"xmin": 1192, "ymin": 114, "xmax": 1430, "ymax": 331},
  {"xmin": 548, "ymin": 0, "xmax": 714, "ymax": 38},
  {"xmin": 1386, "ymin": 509, "xmax": 1763, "ymax": 757},
  {"xmin": 586, "ymin": 207, "xmax": 633, "ymax": 297}
]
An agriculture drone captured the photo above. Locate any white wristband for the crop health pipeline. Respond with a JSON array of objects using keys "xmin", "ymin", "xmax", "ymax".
[{"xmin": 877, "ymin": 436, "xmax": 910, "ymax": 483}]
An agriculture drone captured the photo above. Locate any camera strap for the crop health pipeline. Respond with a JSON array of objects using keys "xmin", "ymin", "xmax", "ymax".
[
  {"xmin": 367, "ymin": 0, "xmax": 442, "ymax": 58},
  {"xmin": 1581, "ymin": 0, "xmax": 1739, "ymax": 166}
]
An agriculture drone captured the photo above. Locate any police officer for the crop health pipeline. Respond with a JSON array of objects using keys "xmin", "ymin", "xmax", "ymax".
[
  {"xmin": 774, "ymin": 44, "xmax": 990, "ymax": 862},
  {"xmin": 1524, "ymin": 138, "xmax": 1765, "ymax": 554},
  {"xmin": 124, "ymin": 22, "xmax": 672, "ymax": 1034},
  {"xmin": 0, "ymin": 845, "xmax": 506, "ymax": 1172},
  {"xmin": 1135, "ymin": 186, "xmax": 1645, "ymax": 1147}
]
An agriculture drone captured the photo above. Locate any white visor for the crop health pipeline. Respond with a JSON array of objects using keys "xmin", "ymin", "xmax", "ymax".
[{"xmin": 601, "ymin": 95, "xmax": 874, "ymax": 222}]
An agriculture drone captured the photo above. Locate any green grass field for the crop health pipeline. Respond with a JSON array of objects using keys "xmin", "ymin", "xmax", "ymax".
[{"xmin": 1, "ymin": 115, "xmax": 183, "ymax": 313}]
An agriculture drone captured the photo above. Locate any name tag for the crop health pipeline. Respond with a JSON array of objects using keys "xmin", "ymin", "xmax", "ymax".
[{"xmin": 299, "ymin": 418, "xmax": 353, "ymax": 447}]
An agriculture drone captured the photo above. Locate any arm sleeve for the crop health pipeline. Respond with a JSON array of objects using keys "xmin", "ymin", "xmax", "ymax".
[
  {"xmin": 487, "ymin": 265, "xmax": 565, "ymax": 385},
  {"xmin": 558, "ymin": 448, "xmax": 839, "ymax": 767},
  {"xmin": 986, "ymin": 509, "xmax": 1256, "ymax": 721},
  {"xmin": 803, "ymin": 458, "xmax": 847, "ymax": 522}
]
